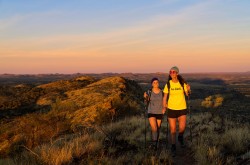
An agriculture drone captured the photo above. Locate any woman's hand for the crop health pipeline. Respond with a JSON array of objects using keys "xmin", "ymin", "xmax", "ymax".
[
  {"xmin": 163, "ymin": 93, "xmax": 168, "ymax": 112},
  {"xmin": 186, "ymin": 84, "xmax": 191, "ymax": 95},
  {"xmin": 162, "ymin": 108, "xmax": 166, "ymax": 114},
  {"xmin": 144, "ymin": 92, "xmax": 149, "ymax": 103}
]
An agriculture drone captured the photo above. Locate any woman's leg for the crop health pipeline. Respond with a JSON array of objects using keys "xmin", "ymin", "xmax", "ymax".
[
  {"xmin": 168, "ymin": 118, "xmax": 177, "ymax": 145},
  {"xmin": 177, "ymin": 115, "xmax": 186, "ymax": 135},
  {"xmin": 168, "ymin": 117, "xmax": 177, "ymax": 155},
  {"xmin": 177, "ymin": 115, "xmax": 186, "ymax": 147},
  {"xmin": 148, "ymin": 117, "xmax": 158, "ymax": 141},
  {"xmin": 156, "ymin": 118, "xmax": 162, "ymax": 140}
]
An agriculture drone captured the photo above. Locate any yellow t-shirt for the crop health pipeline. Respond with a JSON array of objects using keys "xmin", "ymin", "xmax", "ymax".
[{"xmin": 163, "ymin": 80, "xmax": 187, "ymax": 110}]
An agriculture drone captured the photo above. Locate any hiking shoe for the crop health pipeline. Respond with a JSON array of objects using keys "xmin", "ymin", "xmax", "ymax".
[
  {"xmin": 153, "ymin": 141, "xmax": 158, "ymax": 151},
  {"xmin": 149, "ymin": 141, "xmax": 158, "ymax": 151},
  {"xmin": 171, "ymin": 144, "xmax": 176, "ymax": 157},
  {"xmin": 178, "ymin": 135, "xmax": 186, "ymax": 148}
]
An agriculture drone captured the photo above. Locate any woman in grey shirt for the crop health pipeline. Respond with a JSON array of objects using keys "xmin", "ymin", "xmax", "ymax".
[{"xmin": 144, "ymin": 77, "xmax": 166, "ymax": 149}]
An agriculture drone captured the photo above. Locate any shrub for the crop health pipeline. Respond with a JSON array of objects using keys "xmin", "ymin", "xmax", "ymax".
[
  {"xmin": 190, "ymin": 112, "xmax": 250, "ymax": 165},
  {"xmin": 221, "ymin": 126, "xmax": 250, "ymax": 154}
]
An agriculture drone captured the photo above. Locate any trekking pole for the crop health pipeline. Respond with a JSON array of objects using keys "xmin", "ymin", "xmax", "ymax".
[
  {"xmin": 166, "ymin": 113, "xmax": 169, "ymax": 149},
  {"xmin": 144, "ymin": 103, "xmax": 147, "ymax": 149},
  {"xmin": 143, "ymin": 90, "xmax": 152, "ymax": 150},
  {"xmin": 144, "ymin": 97, "xmax": 149, "ymax": 150},
  {"xmin": 188, "ymin": 93, "xmax": 192, "ymax": 142}
]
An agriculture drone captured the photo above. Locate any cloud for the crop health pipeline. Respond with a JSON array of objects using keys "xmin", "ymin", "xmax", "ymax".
[
  {"xmin": 7, "ymin": 0, "xmax": 247, "ymax": 66},
  {"xmin": 1, "ymin": 1, "xmax": 214, "ymax": 55},
  {"xmin": 0, "ymin": 10, "xmax": 63, "ymax": 31},
  {"xmin": 0, "ymin": 15, "xmax": 28, "ymax": 31}
]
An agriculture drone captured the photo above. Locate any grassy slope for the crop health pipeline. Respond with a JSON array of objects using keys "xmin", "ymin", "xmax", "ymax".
[
  {"xmin": 0, "ymin": 76, "xmax": 142, "ymax": 158},
  {"xmin": 0, "ymin": 74, "xmax": 249, "ymax": 164}
]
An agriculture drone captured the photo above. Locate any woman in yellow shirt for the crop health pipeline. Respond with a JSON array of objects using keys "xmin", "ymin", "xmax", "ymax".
[{"xmin": 163, "ymin": 66, "xmax": 190, "ymax": 156}]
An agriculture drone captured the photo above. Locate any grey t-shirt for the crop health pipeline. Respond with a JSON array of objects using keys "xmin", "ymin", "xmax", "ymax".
[{"xmin": 148, "ymin": 90, "xmax": 163, "ymax": 114}]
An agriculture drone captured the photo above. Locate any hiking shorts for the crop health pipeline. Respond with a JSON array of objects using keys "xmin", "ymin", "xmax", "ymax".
[
  {"xmin": 167, "ymin": 109, "xmax": 187, "ymax": 118},
  {"xmin": 148, "ymin": 113, "xmax": 163, "ymax": 120}
]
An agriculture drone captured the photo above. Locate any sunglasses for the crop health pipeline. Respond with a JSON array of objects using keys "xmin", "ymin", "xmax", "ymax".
[{"xmin": 169, "ymin": 70, "xmax": 177, "ymax": 74}]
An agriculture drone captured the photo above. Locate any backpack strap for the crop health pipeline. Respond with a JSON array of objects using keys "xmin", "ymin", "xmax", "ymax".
[
  {"xmin": 167, "ymin": 81, "xmax": 170, "ymax": 101},
  {"xmin": 145, "ymin": 88, "xmax": 152, "ymax": 109},
  {"xmin": 147, "ymin": 88, "xmax": 152, "ymax": 102},
  {"xmin": 167, "ymin": 80, "xmax": 186, "ymax": 101},
  {"xmin": 180, "ymin": 81, "xmax": 185, "ymax": 93}
]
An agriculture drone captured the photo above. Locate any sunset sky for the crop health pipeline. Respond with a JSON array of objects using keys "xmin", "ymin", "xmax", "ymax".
[{"xmin": 1, "ymin": 0, "xmax": 250, "ymax": 74}]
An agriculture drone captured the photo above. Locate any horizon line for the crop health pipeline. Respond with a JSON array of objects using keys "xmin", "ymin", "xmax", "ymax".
[{"xmin": 0, "ymin": 71, "xmax": 250, "ymax": 75}]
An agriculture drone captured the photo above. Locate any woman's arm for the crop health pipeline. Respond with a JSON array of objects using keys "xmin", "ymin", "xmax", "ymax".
[
  {"xmin": 162, "ymin": 93, "xmax": 168, "ymax": 114},
  {"xmin": 184, "ymin": 83, "xmax": 191, "ymax": 96}
]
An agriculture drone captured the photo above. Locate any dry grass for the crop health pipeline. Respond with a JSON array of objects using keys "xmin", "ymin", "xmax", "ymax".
[
  {"xmin": 0, "ymin": 158, "xmax": 15, "ymax": 165},
  {"xmin": 1, "ymin": 75, "xmax": 249, "ymax": 164},
  {"xmin": 6, "ymin": 116, "xmax": 172, "ymax": 165},
  {"xmin": 221, "ymin": 126, "xmax": 250, "ymax": 154},
  {"xmin": 0, "ymin": 76, "xmax": 143, "ymax": 158},
  {"xmin": 189, "ymin": 112, "xmax": 250, "ymax": 165},
  {"xmin": 2, "ymin": 111, "xmax": 248, "ymax": 165}
]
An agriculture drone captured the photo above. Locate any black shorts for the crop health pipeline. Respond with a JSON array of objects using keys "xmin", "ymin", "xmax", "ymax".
[
  {"xmin": 148, "ymin": 113, "xmax": 163, "ymax": 120},
  {"xmin": 167, "ymin": 109, "xmax": 187, "ymax": 118}
]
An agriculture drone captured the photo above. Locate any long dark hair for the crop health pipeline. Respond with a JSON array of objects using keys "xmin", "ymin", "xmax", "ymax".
[{"xmin": 168, "ymin": 74, "xmax": 187, "ymax": 85}]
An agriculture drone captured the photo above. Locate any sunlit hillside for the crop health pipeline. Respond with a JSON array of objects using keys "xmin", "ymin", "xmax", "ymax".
[
  {"xmin": 0, "ymin": 75, "xmax": 249, "ymax": 164},
  {"xmin": 0, "ymin": 76, "xmax": 142, "ymax": 157}
]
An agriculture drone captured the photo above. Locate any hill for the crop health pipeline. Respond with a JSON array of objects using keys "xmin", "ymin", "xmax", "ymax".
[
  {"xmin": 0, "ymin": 76, "xmax": 143, "ymax": 157},
  {"xmin": 0, "ymin": 74, "xmax": 249, "ymax": 164}
]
